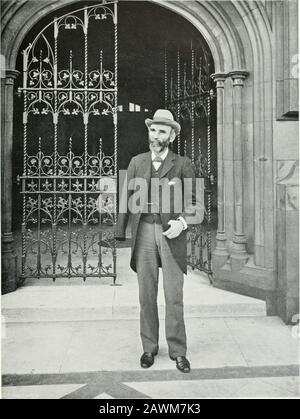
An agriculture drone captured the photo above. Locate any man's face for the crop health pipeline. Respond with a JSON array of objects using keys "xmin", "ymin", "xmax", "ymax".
[{"xmin": 148, "ymin": 123, "xmax": 173, "ymax": 154}]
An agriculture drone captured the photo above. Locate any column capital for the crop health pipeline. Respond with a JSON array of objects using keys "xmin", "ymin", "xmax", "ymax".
[
  {"xmin": 4, "ymin": 69, "xmax": 20, "ymax": 84},
  {"xmin": 211, "ymin": 72, "xmax": 227, "ymax": 87},
  {"xmin": 228, "ymin": 70, "xmax": 249, "ymax": 86}
]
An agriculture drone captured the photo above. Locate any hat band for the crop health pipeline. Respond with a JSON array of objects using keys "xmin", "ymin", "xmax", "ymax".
[
  {"xmin": 151, "ymin": 117, "xmax": 175, "ymax": 124},
  {"xmin": 146, "ymin": 117, "xmax": 180, "ymax": 129}
]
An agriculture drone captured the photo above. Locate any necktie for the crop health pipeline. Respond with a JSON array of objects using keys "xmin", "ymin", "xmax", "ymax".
[{"xmin": 152, "ymin": 156, "xmax": 163, "ymax": 171}]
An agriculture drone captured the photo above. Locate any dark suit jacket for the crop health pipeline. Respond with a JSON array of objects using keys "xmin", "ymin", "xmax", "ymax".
[{"xmin": 116, "ymin": 150, "xmax": 204, "ymax": 274}]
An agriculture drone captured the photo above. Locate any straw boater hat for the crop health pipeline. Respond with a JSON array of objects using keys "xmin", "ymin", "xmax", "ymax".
[{"xmin": 145, "ymin": 109, "xmax": 181, "ymax": 140}]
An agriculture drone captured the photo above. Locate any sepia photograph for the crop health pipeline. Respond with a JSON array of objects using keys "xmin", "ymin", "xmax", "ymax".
[{"xmin": 1, "ymin": 0, "xmax": 299, "ymax": 401}]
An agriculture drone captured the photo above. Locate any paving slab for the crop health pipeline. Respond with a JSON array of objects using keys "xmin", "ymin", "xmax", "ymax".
[
  {"xmin": 125, "ymin": 376, "xmax": 300, "ymax": 399},
  {"xmin": 2, "ymin": 317, "xmax": 298, "ymax": 375}
]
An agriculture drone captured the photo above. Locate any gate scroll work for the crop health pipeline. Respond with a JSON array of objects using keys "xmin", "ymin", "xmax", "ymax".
[
  {"xmin": 16, "ymin": 1, "xmax": 119, "ymax": 283},
  {"xmin": 165, "ymin": 44, "xmax": 217, "ymax": 278}
]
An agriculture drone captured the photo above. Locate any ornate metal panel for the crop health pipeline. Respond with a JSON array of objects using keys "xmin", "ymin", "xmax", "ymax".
[
  {"xmin": 17, "ymin": 1, "xmax": 119, "ymax": 282},
  {"xmin": 165, "ymin": 43, "xmax": 216, "ymax": 277}
]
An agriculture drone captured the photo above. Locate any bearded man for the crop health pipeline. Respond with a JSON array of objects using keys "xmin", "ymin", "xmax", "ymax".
[{"xmin": 116, "ymin": 109, "xmax": 204, "ymax": 373}]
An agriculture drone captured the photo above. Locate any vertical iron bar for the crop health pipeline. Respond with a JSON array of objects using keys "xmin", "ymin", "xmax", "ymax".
[
  {"xmin": 98, "ymin": 230, "xmax": 102, "ymax": 274},
  {"xmin": 177, "ymin": 49, "xmax": 180, "ymax": 155},
  {"xmin": 170, "ymin": 68, "xmax": 173, "ymax": 102},
  {"xmin": 68, "ymin": 137, "xmax": 72, "ymax": 278},
  {"xmin": 164, "ymin": 46, "xmax": 167, "ymax": 107},
  {"xmin": 114, "ymin": 3, "xmax": 118, "ymax": 177},
  {"xmin": 199, "ymin": 233, "xmax": 203, "ymax": 268},
  {"xmin": 83, "ymin": 7, "xmax": 88, "ymax": 281},
  {"xmin": 169, "ymin": 66, "xmax": 173, "ymax": 150},
  {"xmin": 21, "ymin": 67, "xmax": 28, "ymax": 279},
  {"xmin": 183, "ymin": 61, "xmax": 187, "ymax": 156},
  {"xmin": 37, "ymin": 137, "xmax": 42, "ymax": 278},
  {"xmin": 100, "ymin": 50, "xmax": 103, "ymax": 102},
  {"xmin": 98, "ymin": 138, "xmax": 102, "ymax": 277},
  {"xmin": 198, "ymin": 136, "xmax": 202, "ymax": 176},
  {"xmin": 191, "ymin": 229, "xmax": 195, "ymax": 269},
  {"xmin": 191, "ymin": 47, "xmax": 195, "ymax": 165},
  {"xmin": 197, "ymin": 57, "xmax": 201, "ymax": 170},
  {"xmin": 113, "ymin": 2, "xmax": 118, "ymax": 284},
  {"xmin": 207, "ymin": 93, "xmax": 212, "ymax": 273},
  {"xmin": 99, "ymin": 137, "xmax": 103, "ymax": 180},
  {"xmin": 53, "ymin": 17, "xmax": 58, "ymax": 279}
]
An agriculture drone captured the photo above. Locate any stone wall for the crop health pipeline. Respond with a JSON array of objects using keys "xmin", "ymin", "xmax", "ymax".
[
  {"xmin": 273, "ymin": 0, "xmax": 299, "ymax": 323},
  {"xmin": 274, "ymin": 123, "xmax": 299, "ymax": 323},
  {"xmin": 274, "ymin": 0, "xmax": 298, "ymax": 119}
]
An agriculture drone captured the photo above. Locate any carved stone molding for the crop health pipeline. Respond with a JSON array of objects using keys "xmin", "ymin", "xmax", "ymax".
[
  {"xmin": 228, "ymin": 70, "xmax": 249, "ymax": 86},
  {"xmin": 5, "ymin": 69, "xmax": 19, "ymax": 82}
]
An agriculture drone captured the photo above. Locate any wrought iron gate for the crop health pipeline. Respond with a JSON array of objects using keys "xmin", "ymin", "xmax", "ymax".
[
  {"xmin": 165, "ymin": 44, "xmax": 216, "ymax": 277},
  {"xmin": 17, "ymin": 1, "xmax": 118, "ymax": 282}
]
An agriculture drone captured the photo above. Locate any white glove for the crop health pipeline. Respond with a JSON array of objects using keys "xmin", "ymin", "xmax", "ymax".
[{"xmin": 162, "ymin": 219, "xmax": 184, "ymax": 239}]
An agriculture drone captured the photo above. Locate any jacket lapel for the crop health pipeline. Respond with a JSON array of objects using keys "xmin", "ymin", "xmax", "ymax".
[
  {"xmin": 160, "ymin": 150, "xmax": 175, "ymax": 178},
  {"xmin": 136, "ymin": 150, "xmax": 175, "ymax": 180},
  {"xmin": 138, "ymin": 151, "xmax": 152, "ymax": 183}
]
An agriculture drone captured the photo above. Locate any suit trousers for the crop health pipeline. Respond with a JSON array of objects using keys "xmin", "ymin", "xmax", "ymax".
[{"xmin": 135, "ymin": 220, "xmax": 187, "ymax": 358}]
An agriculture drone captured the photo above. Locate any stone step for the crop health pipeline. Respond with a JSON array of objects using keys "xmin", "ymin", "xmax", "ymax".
[{"xmin": 2, "ymin": 268, "xmax": 267, "ymax": 323}]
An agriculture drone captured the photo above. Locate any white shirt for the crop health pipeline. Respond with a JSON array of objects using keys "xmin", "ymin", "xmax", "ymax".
[
  {"xmin": 151, "ymin": 148, "xmax": 169, "ymax": 170},
  {"xmin": 151, "ymin": 149, "xmax": 187, "ymax": 230}
]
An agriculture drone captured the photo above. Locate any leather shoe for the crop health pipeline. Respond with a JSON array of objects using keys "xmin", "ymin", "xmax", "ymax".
[
  {"xmin": 170, "ymin": 356, "xmax": 191, "ymax": 373},
  {"xmin": 140, "ymin": 352, "xmax": 156, "ymax": 369}
]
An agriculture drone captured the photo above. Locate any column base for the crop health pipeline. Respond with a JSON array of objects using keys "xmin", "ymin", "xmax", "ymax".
[
  {"xmin": 230, "ymin": 253, "xmax": 249, "ymax": 271},
  {"xmin": 212, "ymin": 248, "xmax": 229, "ymax": 270},
  {"xmin": 1, "ymin": 234, "xmax": 18, "ymax": 294},
  {"xmin": 212, "ymin": 232, "xmax": 229, "ymax": 269},
  {"xmin": 1, "ymin": 250, "xmax": 18, "ymax": 294},
  {"xmin": 212, "ymin": 251, "xmax": 229, "ymax": 271},
  {"xmin": 230, "ymin": 235, "xmax": 249, "ymax": 270}
]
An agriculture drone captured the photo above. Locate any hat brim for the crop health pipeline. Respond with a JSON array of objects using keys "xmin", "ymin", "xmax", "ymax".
[{"xmin": 145, "ymin": 118, "xmax": 181, "ymax": 136}]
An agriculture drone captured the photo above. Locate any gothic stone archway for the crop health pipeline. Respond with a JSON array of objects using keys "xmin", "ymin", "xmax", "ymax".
[{"xmin": 1, "ymin": 0, "xmax": 277, "ymax": 314}]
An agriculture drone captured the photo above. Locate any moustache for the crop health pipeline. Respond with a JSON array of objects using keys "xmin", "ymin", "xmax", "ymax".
[{"xmin": 149, "ymin": 139, "xmax": 169, "ymax": 147}]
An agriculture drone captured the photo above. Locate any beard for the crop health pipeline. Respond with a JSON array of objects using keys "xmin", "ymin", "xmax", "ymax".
[{"xmin": 148, "ymin": 136, "xmax": 170, "ymax": 153}]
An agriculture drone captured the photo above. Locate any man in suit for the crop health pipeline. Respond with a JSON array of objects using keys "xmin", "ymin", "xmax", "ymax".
[{"xmin": 116, "ymin": 109, "xmax": 204, "ymax": 373}]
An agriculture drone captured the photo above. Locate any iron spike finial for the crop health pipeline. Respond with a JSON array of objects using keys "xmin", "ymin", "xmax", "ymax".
[
  {"xmin": 69, "ymin": 137, "xmax": 72, "ymax": 156},
  {"xmin": 99, "ymin": 138, "xmax": 102, "ymax": 156},
  {"xmin": 100, "ymin": 50, "xmax": 103, "ymax": 71}
]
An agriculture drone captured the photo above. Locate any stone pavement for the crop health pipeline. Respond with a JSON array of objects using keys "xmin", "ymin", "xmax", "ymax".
[
  {"xmin": 1, "ymin": 249, "xmax": 300, "ymax": 399},
  {"xmin": 1, "ymin": 316, "xmax": 299, "ymax": 399}
]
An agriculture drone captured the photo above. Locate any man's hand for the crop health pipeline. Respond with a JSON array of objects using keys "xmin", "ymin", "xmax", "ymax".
[{"xmin": 162, "ymin": 219, "xmax": 184, "ymax": 239}]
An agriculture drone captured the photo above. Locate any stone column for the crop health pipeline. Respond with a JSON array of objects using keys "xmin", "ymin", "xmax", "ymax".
[
  {"xmin": 211, "ymin": 72, "xmax": 229, "ymax": 269},
  {"xmin": 229, "ymin": 70, "xmax": 249, "ymax": 270},
  {"xmin": 276, "ymin": 179, "xmax": 299, "ymax": 323},
  {"xmin": 1, "ymin": 69, "xmax": 19, "ymax": 294}
]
